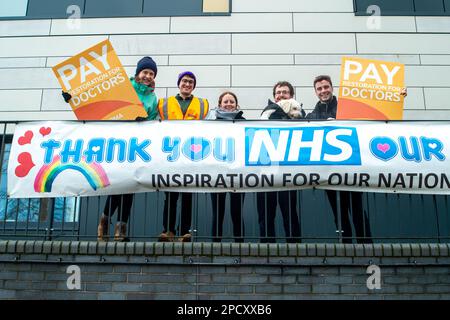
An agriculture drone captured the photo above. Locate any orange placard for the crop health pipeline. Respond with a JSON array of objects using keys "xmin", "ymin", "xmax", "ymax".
[
  {"xmin": 336, "ymin": 57, "xmax": 405, "ymax": 120},
  {"xmin": 52, "ymin": 39, "xmax": 147, "ymax": 120}
]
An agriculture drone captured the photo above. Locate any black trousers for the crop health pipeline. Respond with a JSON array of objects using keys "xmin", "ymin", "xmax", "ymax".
[
  {"xmin": 256, "ymin": 191, "xmax": 301, "ymax": 243},
  {"xmin": 326, "ymin": 190, "xmax": 372, "ymax": 243},
  {"xmin": 103, "ymin": 194, "xmax": 133, "ymax": 223},
  {"xmin": 162, "ymin": 192, "xmax": 192, "ymax": 235},
  {"xmin": 211, "ymin": 193, "xmax": 245, "ymax": 242}
]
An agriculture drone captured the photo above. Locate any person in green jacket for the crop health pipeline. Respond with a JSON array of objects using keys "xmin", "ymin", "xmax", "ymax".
[
  {"xmin": 96, "ymin": 56, "xmax": 159, "ymax": 241},
  {"xmin": 62, "ymin": 56, "xmax": 158, "ymax": 242},
  {"xmin": 129, "ymin": 56, "xmax": 158, "ymax": 120}
]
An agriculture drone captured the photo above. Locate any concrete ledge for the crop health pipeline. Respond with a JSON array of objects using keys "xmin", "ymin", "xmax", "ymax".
[{"xmin": 1, "ymin": 241, "xmax": 449, "ymax": 263}]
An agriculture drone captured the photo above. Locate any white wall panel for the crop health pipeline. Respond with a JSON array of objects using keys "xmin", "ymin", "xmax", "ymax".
[
  {"xmin": 294, "ymin": 54, "xmax": 420, "ymax": 65},
  {"xmin": 233, "ymin": 34, "xmax": 356, "ymax": 54},
  {"xmin": 110, "ymin": 34, "xmax": 231, "ymax": 55},
  {"xmin": 294, "ymin": 13, "xmax": 415, "ymax": 33},
  {"xmin": 0, "ymin": 20, "xmax": 51, "ymax": 37},
  {"xmin": 357, "ymin": 34, "xmax": 450, "ymax": 54},
  {"xmin": 46, "ymin": 55, "xmax": 169, "ymax": 68},
  {"xmin": 420, "ymin": 55, "xmax": 450, "ymax": 65},
  {"xmin": 416, "ymin": 17, "xmax": 450, "ymax": 33},
  {"xmin": 0, "ymin": 111, "xmax": 76, "ymax": 121},
  {"xmin": 0, "ymin": 36, "xmax": 107, "ymax": 57},
  {"xmin": 0, "ymin": 90, "xmax": 42, "ymax": 111},
  {"xmin": 424, "ymin": 88, "xmax": 450, "ymax": 110},
  {"xmin": 0, "ymin": 68, "xmax": 58, "ymax": 89},
  {"xmin": 405, "ymin": 66, "xmax": 450, "ymax": 87},
  {"xmin": 232, "ymin": 0, "xmax": 354, "ymax": 13},
  {"xmin": 232, "ymin": 65, "xmax": 341, "ymax": 87},
  {"xmin": 41, "ymin": 89, "xmax": 70, "ymax": 111},
  {"xmin": 51, "ymin": 17, "xmax": 170, "ymax": 35},
  {"xmin": 403, "ymin": 110, "xmax": 450, "ymax": 120},
  {"xmin": 0, "ymin": 57, "xmax": 47, "ymax": 68},
  {"xmin": 171, "ymin": 13, "xmax": 292, "ymax": 33},
  {"xmin": 116, "ymin": 55, "xmax": 169, "ymax": 67},
  {"xmin": 170, "ymin": 55, "xmax": 293, "ymax": 66},
  {"xmin": 401, "ymin": 88, "xmax": 425, "ymax": 110}
]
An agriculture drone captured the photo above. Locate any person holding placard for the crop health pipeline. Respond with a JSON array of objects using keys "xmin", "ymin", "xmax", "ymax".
[{"xmin": 63, "ymin": 56, "xmax": 159, "ymax": 241}]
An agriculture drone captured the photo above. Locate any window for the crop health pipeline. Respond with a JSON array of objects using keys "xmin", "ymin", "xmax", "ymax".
[
  {"xmin": 354, "ymin": 0, "xmax": 450, "ymax": 16},
  {"xmin": 0, "ymin": 0, "xmax": 230, "ymax": 20},
  {"xmin": 0, "ymin": 0, "xmax": 28, "ymax": 17}
]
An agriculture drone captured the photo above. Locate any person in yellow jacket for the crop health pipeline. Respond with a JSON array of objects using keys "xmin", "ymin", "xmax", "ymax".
[{"xmin": 157, "ymin": 71, "xmax": 209, "ymax": 242}]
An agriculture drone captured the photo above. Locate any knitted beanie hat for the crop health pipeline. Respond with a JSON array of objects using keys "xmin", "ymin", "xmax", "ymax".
[
  {"xmin": 177, "ymin": 71, "xmax": 196, "ymax": 89},
  {"xmin": 135, "ymin": 56, "xmax": 157, "ymax": 77}
]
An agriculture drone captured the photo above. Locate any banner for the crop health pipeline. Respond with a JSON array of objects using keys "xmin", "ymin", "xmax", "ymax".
[
  {"xmin": 52, "ymin": 39, "xmax": 147, "ymax": 120},
  {"xmin": 336, "ymin": 56, "xmax": 405, "ymax": 120},
  {"xmin": 7, "ymin": 120, "xmax": 450, "ymax": 198}
]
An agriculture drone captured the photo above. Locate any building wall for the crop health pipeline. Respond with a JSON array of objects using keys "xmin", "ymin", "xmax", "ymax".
[
  {"xmin": 1, "ymin": 241, "xmax": 450, "ymax": 299},
  {"xmin": 1, "ymin": 0, "xmax": 450, "ymax": 121}
]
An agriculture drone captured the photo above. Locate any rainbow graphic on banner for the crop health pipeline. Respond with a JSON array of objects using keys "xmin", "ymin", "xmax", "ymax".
[{"xmin": 34, "ymin": 156, "xmax": 110, "ymax": 193}]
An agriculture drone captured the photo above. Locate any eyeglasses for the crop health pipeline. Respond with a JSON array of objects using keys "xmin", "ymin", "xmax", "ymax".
[{"xmin": 181, "ymin": 79, "xmax": 195, "ymax": 85}]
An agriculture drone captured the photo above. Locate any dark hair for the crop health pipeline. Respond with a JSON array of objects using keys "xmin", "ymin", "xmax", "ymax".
[
  {"xmin": 218, "ymin": 91, "xmax": 239, "ymax": 108},
  {"xmin": 313, "ymin": 75, "xmax": 333, "ymax": 88},
  {"xmin": 273, "ymin": 81, "xmax": 294, "ymax": 98}
]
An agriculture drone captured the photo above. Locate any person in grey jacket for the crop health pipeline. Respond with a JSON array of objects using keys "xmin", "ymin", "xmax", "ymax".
[{"xmin": 210, "ymin": 91, "xmax": 245, "ymax": 242}]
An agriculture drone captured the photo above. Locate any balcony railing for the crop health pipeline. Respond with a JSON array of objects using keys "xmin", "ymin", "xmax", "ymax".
[{"xmin": 1, "ymin": 121, "xmax": 450, "ymax": 243}]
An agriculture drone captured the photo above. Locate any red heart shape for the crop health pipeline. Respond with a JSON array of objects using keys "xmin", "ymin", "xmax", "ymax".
[
  {"xmin": 39, "ymin": 127, "xmax": 51, "ymax": 137},
  {"xmin": 15, "ymin": 152, "xmax": 35, "ymax": 178},
  {"xmin": 18, "ymin": 131, "xmax": 33, "ymax": 145}
]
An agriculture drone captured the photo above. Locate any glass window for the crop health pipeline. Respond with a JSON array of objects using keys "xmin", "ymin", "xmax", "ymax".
[
  {"xmin": 0, "ymin": 0, "xmax": 28, "ymax": 17},
  {"xmin": 355, "ymin": 0, "xmax": 450, "ymax": 16}
]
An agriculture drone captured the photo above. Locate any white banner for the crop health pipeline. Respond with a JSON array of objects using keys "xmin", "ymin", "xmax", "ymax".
[{"xmin": 7, "ymin": 120, "xmax": 450, "ymax": 198}]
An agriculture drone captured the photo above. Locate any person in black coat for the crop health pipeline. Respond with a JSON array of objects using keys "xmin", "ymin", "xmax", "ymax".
[
  {"xmin": 307, "ymin": 75, "xmax": 372, "ymax": 243},
  {"xmin": 210, "ymin": 91, "xmax": 245, "ymax": 242},
  {"xmin": 257, "ymin": 81, "xmax": 303, "ymax": 243}
]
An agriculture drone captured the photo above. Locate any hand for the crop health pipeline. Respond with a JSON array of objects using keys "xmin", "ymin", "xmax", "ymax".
[
  {"xmin": 400, "ymin": 88, "xmax": 407, "ymax": 97},
  {"xmin": 135, "ymin": 116, "xmax": 147, "ymax": 121},
  {"xmin": 62, "ymin": 91, "xmax": 72, "ymax": 103}
]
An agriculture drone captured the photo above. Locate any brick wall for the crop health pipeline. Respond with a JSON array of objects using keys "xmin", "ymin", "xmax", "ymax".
[{"xmin": 1, "ymin": 241, "xmax": 450, "ymax": 299}]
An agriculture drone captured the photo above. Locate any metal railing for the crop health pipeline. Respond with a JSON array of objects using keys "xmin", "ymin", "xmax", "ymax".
[{"xmin": 1, "ymin": 121, "xmax": 450, "ymax": 243}]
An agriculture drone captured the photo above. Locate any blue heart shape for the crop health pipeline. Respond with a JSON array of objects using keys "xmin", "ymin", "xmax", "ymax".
[
  {"xmin": 182, "ymin": 137, "xmax": 211, "ymax": 162},
  {"xmin": 370, "ymin": 137, "xmax": 398, "ymax": 161}
]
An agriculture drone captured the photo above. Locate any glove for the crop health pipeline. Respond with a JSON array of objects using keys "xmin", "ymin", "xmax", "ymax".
[
  {"xmin": 135, "ymin": 116, "xmax": 147, "ymax": 121},
  {"xmin": 62, "ymin": 91, "xmax": 72, "ymax": 103}
]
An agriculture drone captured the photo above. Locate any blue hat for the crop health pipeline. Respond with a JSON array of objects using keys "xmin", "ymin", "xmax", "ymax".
[
  {"xmin": 177, "ymin": 71, "xmax": 196, "ymax": 89},
  {"xmin": 135, "ymin": 56, "xmax": 157, "ymax": 77}
]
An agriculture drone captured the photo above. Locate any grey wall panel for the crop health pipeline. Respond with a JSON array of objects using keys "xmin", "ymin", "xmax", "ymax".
[
  {"xmin": 144, "ymin": 0, "xmax": 203, "ymax": 16},
  {"xmin": 84, "ymin": 0, "xmax": 143, "ymax": 18},
  {"xmin": 27, "ymin": 0, "xmax": 85, "ymax": 19},
  {"xmin": 414, "ymin": 0, "xmax": 445, "ymax": 13},
  {"xmin": 355, "ymin": 0, "xmax": 414, "ymax": 15}
]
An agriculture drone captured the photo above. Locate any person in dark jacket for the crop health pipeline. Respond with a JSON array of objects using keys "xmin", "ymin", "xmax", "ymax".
[
  {"xmin": 257, "ymin": 81, "xmax": 302, "ymax": 243},
  {"xmin": 210, "ymin": 91, "xmax": 245, "ymax": 242},
  {"xmin": 306, "ymin": 75, "xmax": 338, "ymax": 120},
  {"xmin": 307, "ymin": 75, "xmax": 372, "ymax": 243}
]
